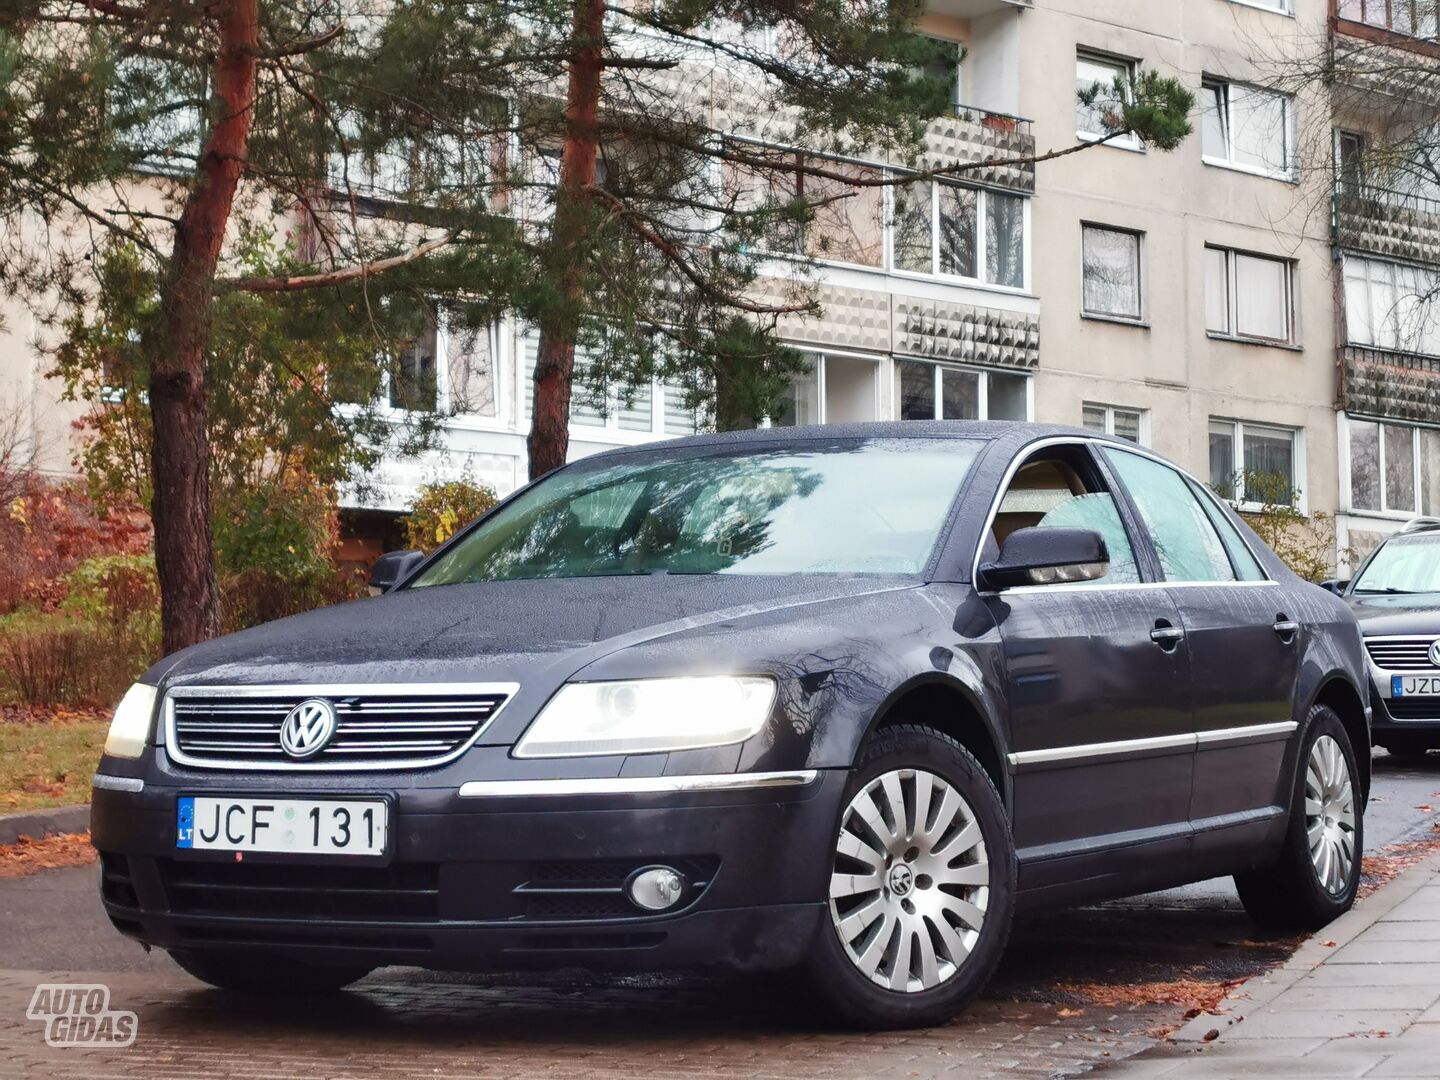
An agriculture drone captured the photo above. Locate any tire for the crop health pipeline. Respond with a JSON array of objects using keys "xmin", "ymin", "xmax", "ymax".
[
  {"xmin": 168, "ymin": 948, "xmax": 373, "ymax": 993},
  {"xmin": 803, "ymin": 723, "xmax": 1016, "ymax": 1030},
  {"xmin": 1235, "ymin": 705, "xmax": 1363, "ymax": 932}
]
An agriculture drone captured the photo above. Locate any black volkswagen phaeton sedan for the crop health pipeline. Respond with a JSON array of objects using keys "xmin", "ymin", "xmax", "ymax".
[
  {"xmin": 93, "ymin": 423, "xmax": 1370, "ymax": 1029},
  {"xmin": 1325, "ymin": 517, "xmax": 1440, "ymax": 759}
]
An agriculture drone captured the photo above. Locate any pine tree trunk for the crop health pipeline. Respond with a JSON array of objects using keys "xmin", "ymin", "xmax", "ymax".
[
  {"xmin": 150, "ymin": 0, "xmax": 258, "ymax": 653},
  {"xmin": 527, "ymin": 0, "xmax": 605, "ymax": 481}
]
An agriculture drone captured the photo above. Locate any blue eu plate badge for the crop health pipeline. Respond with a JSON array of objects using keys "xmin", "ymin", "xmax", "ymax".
[
  {"xmin": 175, "ymin": 796, "xmax": 195, "ymax": 849},
  {"xmin": 1392, "ymin": 676, "xmax": 1404, "ymax": 697}
]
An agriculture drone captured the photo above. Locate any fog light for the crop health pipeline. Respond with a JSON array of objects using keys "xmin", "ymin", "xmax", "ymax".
[{"xmin": 627, "ymin": 866, "xmax": 685, "ymax": 912}]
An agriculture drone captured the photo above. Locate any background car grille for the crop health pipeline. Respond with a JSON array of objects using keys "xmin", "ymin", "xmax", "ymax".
[
  {"xmin": 1365, "ymin": 639, "xmax": 1438, "ymax": 671},
  {"xmin": 169, "ymin": 690, "xmax": 509, "ymax": 768}
]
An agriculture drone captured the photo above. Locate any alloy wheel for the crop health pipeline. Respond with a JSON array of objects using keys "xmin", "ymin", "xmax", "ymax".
[
  {"xmin": 1305, "ymin": 734, "xmax": 1357, "ymax": 895},
  {"xmin": 828, "ymin": 768, "xmax": 989, "ymax": 993}
]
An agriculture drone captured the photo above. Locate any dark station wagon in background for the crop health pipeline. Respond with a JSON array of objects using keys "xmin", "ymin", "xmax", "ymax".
[
  {"xmin": 1326, "ymin": 518, "xmax": 1440, "ymax": 760},
  {"xmin": 92, "ymin": 423, "xmax": 1370, "ymax": 1029}
]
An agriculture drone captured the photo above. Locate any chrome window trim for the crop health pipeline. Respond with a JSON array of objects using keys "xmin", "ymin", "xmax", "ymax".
[
  {"xmin": 1009, "ymin": 720, "xmax": 1297, "ymax": 767},
  {"xmin": 971, "ymin": 435, "xmax": 1274, "ymax": 592},
  {"xmin": 93, "ymin": 773, "xmax": 145, "ymax": 794},
  {"xmin": 162, "ymin": 682, "xmax": 520, "ymax": 772},
  {"xmin": 457, "ymin": 770, "xmax": 819, "ymax": 798}
]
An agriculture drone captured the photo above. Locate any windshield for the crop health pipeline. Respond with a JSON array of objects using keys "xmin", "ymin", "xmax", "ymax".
[
  {"xmin": 1352, "ymin": 534, "xmax": 1440, "ymax": 594},
  {"xmin": 409, "ymin": 438, "xmax": 983, "ymax": 586}
]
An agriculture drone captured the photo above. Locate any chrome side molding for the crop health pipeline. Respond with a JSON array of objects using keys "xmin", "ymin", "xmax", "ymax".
[
  {"xmin": 458, "ymin": 770, "xmax": 820, "ymax": 798},
  {"xmin": 1009, "ymin": 720, "xmax": 1299, "ymax": 768}
]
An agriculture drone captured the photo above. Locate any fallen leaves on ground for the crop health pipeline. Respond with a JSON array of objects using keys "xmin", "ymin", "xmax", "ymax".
[
  {"xmin": 0, "ymin": 831, "xmax": 97, "ymax": 878},
  {"xmin": 1051, "ymin": 977, "xmax": 1247, "ymax": 1013},
  {"xmin": 1359, "ymin": 836, "xmax": 1440, "ymax": 897},
  {"xmin": 0, "ymin": 705, "xmax": 109, "ymax": 727}
]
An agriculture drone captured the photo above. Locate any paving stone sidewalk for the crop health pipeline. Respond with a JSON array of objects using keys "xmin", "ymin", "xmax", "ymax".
[{"xmin": 1097, "ymin": 854, "xmax": 1440, "ymax": 1079}]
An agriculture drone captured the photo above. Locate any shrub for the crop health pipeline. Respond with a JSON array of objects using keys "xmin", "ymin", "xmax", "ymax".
[
  {"xmin": 214, "ymin": 478, "xmax": 339, "ymax": 580},
  {"xmin": 405, "ymin": 480, "xmax": 498, "ymax": 554},
  {"xmin": 0, "ymin": 618, "xmax": 143, "ymax": 706},
  {"xmin": 220, "ymin": 566, "xmax": 367, "ymax": 634}
]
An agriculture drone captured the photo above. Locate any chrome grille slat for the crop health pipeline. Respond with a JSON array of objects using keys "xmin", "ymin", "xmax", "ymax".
[
  {"xmin": 1365, "ymin": 638, "xmax": 1438, "ymax": 671},
  {"xmin": 166, "ymin": 684, "xmax": 516, "ymax": 771}
]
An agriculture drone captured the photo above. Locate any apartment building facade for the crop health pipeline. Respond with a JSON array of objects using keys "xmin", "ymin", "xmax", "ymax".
[{"xmin": 5, "ymin": 0, "xmax": 1430, "ymax": 573}]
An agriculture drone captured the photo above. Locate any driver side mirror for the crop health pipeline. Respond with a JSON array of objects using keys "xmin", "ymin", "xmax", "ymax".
[
  {"xmin": 1318, "ymin": 579, "xmax": 1350, "ymax": 596},
  {"xmin": 368, "ymin": 549, "xmax": 425, "ymax": 595},
  {"xmin": 979, "ymin": 527, "xmax": 1109, "ymax": 591}
]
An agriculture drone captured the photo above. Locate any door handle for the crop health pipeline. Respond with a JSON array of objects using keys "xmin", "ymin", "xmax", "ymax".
[
  {"xmin": 1274, "ymin": 617, "xmax": 1299, "ymax": 642},
  {"xmin": 1150, "ymin": 622, "xmax": 1185, "ymax": 650}
]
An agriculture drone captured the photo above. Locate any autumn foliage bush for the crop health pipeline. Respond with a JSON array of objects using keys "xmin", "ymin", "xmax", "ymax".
[{"xmin": 405, "ymin": 479, "xmax": 498, "ymax": 554}]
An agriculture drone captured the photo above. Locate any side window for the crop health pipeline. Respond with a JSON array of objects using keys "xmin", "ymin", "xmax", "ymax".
[
  {"xmin": 989, "ymin": 452, "xmax": 1141, "ymax": 585},
  {"xmin": 1185, "ymin": 476, "xmax": 1268, "ymax": 582},
  {"xmin": 1104, "ymin": 449, "xmax": 1236, "ymax": 583}
]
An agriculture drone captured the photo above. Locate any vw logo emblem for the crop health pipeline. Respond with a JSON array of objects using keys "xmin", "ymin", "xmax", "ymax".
[
  {"xmin": 279, "ymin": 699, "xmax": 338, "ymax": 760},
  {"xmin": 1429, "ymin": 640, "xmax": 1440, "ymax": 669}
]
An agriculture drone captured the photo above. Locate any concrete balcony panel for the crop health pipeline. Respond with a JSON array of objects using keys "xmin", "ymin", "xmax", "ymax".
[
  {"xmin": 926, "ymin": 0, "xmax": 1031, "ymax": 17},
  {"xmin": 923, "ymin": 108, "xmax": 1036, "ymax": 194},
  {"xmin": 1336, "ymin": 187, "xmax": 1440, "ymax": 264},
  {"xmin": 1342, "ymin": 344, "xmax": 1440, "ymax": 424},
  {"xmin": 894, "ymin": 295, "xmax": 1039, "ymax": 369}
]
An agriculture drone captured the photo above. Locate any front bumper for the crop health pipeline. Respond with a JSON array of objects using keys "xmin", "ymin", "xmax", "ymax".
[{"xmin": 90, "ymin": 768, "xmax": 847, "ymax": 974}]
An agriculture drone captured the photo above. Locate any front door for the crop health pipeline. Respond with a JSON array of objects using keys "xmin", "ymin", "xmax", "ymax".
[{"xmin": 979, "ymin": 444, "xmax": 1195, "ymax": 898}]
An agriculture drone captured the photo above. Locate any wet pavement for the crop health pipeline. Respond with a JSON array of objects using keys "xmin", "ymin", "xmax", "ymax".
[{"xmin": 0, "ymin": 753, "xmax": 1436, "ymax": 1079}]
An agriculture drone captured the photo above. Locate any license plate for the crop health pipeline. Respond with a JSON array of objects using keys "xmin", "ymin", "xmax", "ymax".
[
  {"xmin": 176, "ymin": 797, "xmax": 388, "ymax": 857},
  {"xmin": 1392, "ymin": 675, "xmax": 1440, "ymax": 697}
]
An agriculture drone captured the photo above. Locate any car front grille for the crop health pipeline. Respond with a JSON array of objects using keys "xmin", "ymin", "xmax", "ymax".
[
  {"xmin": 159, "ymin": 858, "xmax": 442, "ymax": 920},
  {"xmin": 1384, "ymin": 698, "xmax": 1440, "ymax": 721},
  {"xmin": 1365, "ymin": 638, "xmax": 1438, "ymax": 671},
  {"xmin": 166, "ymin": 686, "xmax": 514, "ymax": 769}
]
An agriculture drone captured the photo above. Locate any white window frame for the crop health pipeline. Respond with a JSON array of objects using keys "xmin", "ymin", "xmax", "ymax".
[
  {"xmin": 1341, "ymin": 414, "xmax": 1440, "ymax": 519},
  {"xmin": 893, "ymin": 358, "xmax": 1034, "ymax": 422},
  {"xmin": 1343, "ymin": 254, "xmax": 1440, "ymax": 358},
  {"xmin": 1082, "ymin": 402, "xmax": 1150, "ymax": 445},
  {"xmin": 1210, "ymin": 417, "xmax": 1305, "ymax": 513},
  {"xmin": 1205, "ymin": 245, "xmax": 1297, "ymax": 346},
  {"xmin": 1229, "ymin": 0, "xmax": 1294, "ymax": 15},
  {"xmin": 1075, "ymin": 50, "xmax": 1142, "ymax": 151},
  {"xmin": 886, "ymin": 180, "xmax": 1031, "ymax": 293},
  {"xmin": 1201, "ymin": 77, "xmax": 1296, "ymax": 182},
  {"xmin": 765, "ymin": 348, "xmax": 886, "ymax": 427},
  {"xmin": 1080, "ymin": 223, "xmax": 1146, "ymax": 324}
]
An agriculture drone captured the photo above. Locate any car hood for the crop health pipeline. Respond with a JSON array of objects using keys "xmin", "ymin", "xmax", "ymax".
[
  {"xmin": 148, "ymin": 574, "xmax": 916, "ymax": 689},
  {"xmin": 1346, "ymin": 592, "xmax": 1440, "ymax": 637}
]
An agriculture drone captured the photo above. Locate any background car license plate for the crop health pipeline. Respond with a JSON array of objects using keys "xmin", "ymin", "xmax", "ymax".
[
  {"xmin": 176, "ymin": 797, "xmax": 388, "ymax": 856},
  {"xmin": 1392, "ymin": 675, "xmax": 1440, "ymax": 697}
]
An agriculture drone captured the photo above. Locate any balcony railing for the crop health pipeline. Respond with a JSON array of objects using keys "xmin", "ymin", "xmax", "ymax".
[
  {"xmin": 1337, "ymin": 1, "xmax": 1440, "ymax": 41},
  {"xmin": 949, "ymin": 103, "xmax": 1033, "ymax": 139},
  {"xmin": 1345, "ymin": 342, "xmax": 1440, "ymax": 376},
  {"xmin": 1337, "ymin": 179, "xmax": 1440, "ymax": 217},
  {"xmin": 1335, "ymin": 180, "xmax": 1440, "ymax": 262}
]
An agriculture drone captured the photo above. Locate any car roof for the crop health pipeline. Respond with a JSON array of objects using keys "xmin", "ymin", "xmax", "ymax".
[{"xmin": 592, "ymin": 421, "xmax": 1122, "ymax": 459}]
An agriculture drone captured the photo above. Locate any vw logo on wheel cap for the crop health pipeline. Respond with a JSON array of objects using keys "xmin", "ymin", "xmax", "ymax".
[{"xmin": 279, "ymin": 698, "xmax": 338, "ymax": 760}]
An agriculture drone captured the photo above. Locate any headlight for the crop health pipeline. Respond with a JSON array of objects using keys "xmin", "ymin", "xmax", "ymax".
[
  {"xmin": 514, "ymin": 676, "xmax": 777, "ymax": 758},
  {"xmin": 103, "ymin": 683, "xmax": 159, "ymax": 759}
]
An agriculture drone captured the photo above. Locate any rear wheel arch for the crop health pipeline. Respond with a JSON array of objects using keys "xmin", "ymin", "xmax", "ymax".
[
  {"xmin": 1310, "ymin": 675, "xmax": 1371, "ymax": 803},
  {"xmin": 863, "ymin": 676, "xmax": 1010, "ymax": 814}
]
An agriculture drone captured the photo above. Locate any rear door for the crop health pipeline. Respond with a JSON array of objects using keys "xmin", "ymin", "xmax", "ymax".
[{"xmin": 1100, "ymin": 448, "xmax": 1299, "ymax": 834}]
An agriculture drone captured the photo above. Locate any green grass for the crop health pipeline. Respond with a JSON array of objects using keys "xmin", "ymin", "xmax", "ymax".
[{"xmin": 0, "ymin": 721, "xmax": 108, "ymax": 814}]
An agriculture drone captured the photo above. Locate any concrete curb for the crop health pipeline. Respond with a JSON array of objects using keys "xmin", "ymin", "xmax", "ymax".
[
  {"xmin": 1167, "ymin": 851, "xmax": 1440, "ymax": 1043},
  {"xmin": 0, "ymin": 805, "xmax": 90, "ymax": 846}
]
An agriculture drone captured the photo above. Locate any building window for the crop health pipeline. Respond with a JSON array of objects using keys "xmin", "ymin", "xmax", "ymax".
[
  {"xmin": 1209, "ymin": 418, "xmax": 1298, "ymax": 506},
  {"xmin": 1075, "ymin": 51, "xmax": 1139, "ymax": 149},
  {"xmin": 1200, "ymin": 77, "xmax": 1294, "ymax": 180},
  {"xmin": 1082, "ymin": 225, "xmax": 1144, "ymax": 321},
  {"xmin": 1339, "ymin": 0, "xmax": 1440, "ymax": 37},
  {"xmin": 1346, "ymin": 416, "xmax": 1440, "ymax": 515},
  {"xmin": 1205, "ymin": 246, "xmax": 1295, "ymax": 345},
  {"xmin": 389, "ymin": 321, "xmax": 439, "ymax": 412},
  {"xmin": 911, "ymin": 35, "xmax": 963, "ymax": 112},
  {"xmin": 893, "ymin": 182, "xmax": 1027, "ymax": 289},
  {"xmin": 1343, "ymin": 255, "xmax": 1440, "ymax": 357},
  {"xmin": 894, "ymin": 360, "xmax": 1030, "ymax": 421},
  {"xmin": 1083, "ymin": 403, "xmax": 1147, "ymax": 444}
]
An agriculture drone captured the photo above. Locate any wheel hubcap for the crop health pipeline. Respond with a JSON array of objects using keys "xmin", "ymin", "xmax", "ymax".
[
  {"xmin": 827, "ymin": 768, "xmax": 989, "ymax": 994},
  {"xmin": 1306, "ymin": 735, "xmax": 1357, "ymax": 896}
]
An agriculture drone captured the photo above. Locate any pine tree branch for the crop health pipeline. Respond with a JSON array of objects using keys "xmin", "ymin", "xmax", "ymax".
[
  {"xmin": 220, "ymin": 232, "xmax": 457, "ymax": 293},
  {"xmin": 588, "ymin": 188, "xmax": 814, "ymax": 316},
  {"xmin": 264, "ymin": 22, "xmax": 342, "ymax": 58}
]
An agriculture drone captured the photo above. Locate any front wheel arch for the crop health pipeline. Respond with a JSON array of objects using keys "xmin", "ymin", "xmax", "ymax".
[{"xmin": 1308, "ymin": 674, "xmax": 1371, "ymax": 804}]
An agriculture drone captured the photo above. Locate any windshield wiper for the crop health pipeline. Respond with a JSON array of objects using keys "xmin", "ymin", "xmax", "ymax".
[{"xmin": 1354, "ymin": 586, "xmax": 1419, "ymax": 595}]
